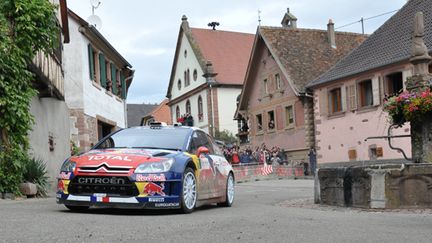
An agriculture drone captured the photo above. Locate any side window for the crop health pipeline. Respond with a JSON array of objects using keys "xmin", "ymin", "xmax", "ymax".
[
  {"xmin": 189, "ymin": 132, "xmax": 200, "ymax": 154},
  {"xmin": 197, "ymin": 131, "xmax": 214, "ymax": 154},
  {"xmin": 189, "ymin": 131, "xmax": 213, "ymax": 154},
  {"xmin": 208, "ymin": 135, "xmax": 223, "ymax": 156}
]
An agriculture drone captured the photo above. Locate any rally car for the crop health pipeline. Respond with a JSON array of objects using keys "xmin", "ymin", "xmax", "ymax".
[{"xmin": 56, "ymin": 123, "xmax": 235, "ymax": 213}]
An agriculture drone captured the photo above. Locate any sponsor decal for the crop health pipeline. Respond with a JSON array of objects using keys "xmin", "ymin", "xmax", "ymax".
[
  {"xmin": 93, "ymin": 193, "xmax": 107, "ymax": 197},
  {"xmin": 59, "ymin": 172, "xmax": 71, "ymax": 180},
  {"xmin": 77, "ymin": 177, "xmax": 125, "ymax": 185},
  {"xmin": 148, "ymin": 197, "xmax": 165, "ymax": 202},
  {"xmin": 135, "ymin": 174, "xmax": 166, "ymax": 182},
  {"xmin": 143, "ymin": 182, "xmax": 166, "ymax": 196},
  {"xmin": 88, "ymin": 155, "xmax": 132, "ymax": 161},
  {"xmin": 155, "ymin": 202, "xmax": 179, "ymax": 207}
]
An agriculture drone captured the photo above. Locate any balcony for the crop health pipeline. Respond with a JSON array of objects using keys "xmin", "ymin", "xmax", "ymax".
[{"xmin": 29, "ymin": 50, "xmax": 64, "ymax": 100}]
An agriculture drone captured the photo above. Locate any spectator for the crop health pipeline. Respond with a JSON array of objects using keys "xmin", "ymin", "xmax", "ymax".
[
  {"xmin": 268, "ymin": 120, "xmax": 275, "ymax": 129},
  {"xmin": 231, "ymin": 145, "xmax": 240, "ymax": 164}
]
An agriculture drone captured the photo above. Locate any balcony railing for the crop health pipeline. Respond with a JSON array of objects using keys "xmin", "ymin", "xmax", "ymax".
[{"xmin": 30, "ymin": 50, "xmax": 64, "ymax": 100}]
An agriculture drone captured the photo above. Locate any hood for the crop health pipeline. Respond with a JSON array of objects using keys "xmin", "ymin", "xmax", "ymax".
[{"xmin": 71, "ymin": 149, "xmax": 177, "ymax": 171}]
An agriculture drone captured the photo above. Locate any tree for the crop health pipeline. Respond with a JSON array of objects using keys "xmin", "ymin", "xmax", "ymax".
[
  {"xmin": 214, "ymin": 129, "xmax": 237, "ymax": 145},
  {"xmin": 0, "ymin": 0, "xmax": 58, "ymax": 194}
]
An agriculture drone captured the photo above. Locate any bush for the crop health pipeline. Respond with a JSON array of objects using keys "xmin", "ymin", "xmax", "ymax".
[{"xmin": 22, "ymin": 157, "xmax": 49, "ymax": 197}]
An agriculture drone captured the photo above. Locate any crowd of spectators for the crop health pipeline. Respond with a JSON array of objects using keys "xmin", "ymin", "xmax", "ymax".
[
  {"xmin": 176, "ymin": 113, "xmax": 194, "ymax": 126},
  {"xmin": 222, "ymin": 143, "xmax": 287, "ymax": 165}
]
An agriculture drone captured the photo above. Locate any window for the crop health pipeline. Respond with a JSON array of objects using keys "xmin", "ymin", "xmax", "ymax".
[
  {"xmin": 385, "ymin": 72, "xmax": 403, "ymax": 96},
  {"xmin": 184, "ymin": 71, "xmax": 187, "ymax": 87},
  {"xmin": 176, "ymin": 106, "xmax": 180, "ymax": 120},
  {"xmin": 256, "ymin": 114, "xmax": 263, "ymax": 132},
  {"xmin": 186, "ymin": 100, "xmax": 191, "ymax": 114},
  {"xmin": 329, "ymin": 88, "xmax": 342, "ymax": 113},
  {"xmin": 358, "ymin": 79, "xmax": 373, "ymax": 107},
  {"xmin": 264, "ymin": 79, "xmax": 268, "ymax": 94},
  {"xmin": 275, "ymin": 73, "xmax": 281, "ymax": 90},
  {"xmin": 184, "ymin": 49, "xmax": 187, "ymax": 58},
  {"xmin": 97, "ymin": 120, "xmax": 114, "ymax": 141},
  {"xmin": 186, "ymin": 69, "xmax": 190, "ymax": 86},
  {"xmin": 267, "ymin": 111, "xmax": 275, "ymax": 130},
  {"xmin": 177, "ymin": 79, "xmax": 182, "ymax": 90},
  {"xmin": 105, "ymin": 61, "xmax": 111, "ymax": 91},
  {"xmin": 197, "ymin": 96, "xmax": 203, "ymax": 121},
  {"xmin": 285, "ymin": 106, "xmax": 294, "ymax": 126},
  {"xmin": 193, "ymin": 69, "xmax": 198, "ymax": 81}
]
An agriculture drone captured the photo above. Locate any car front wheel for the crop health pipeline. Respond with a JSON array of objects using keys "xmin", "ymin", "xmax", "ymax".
[{"xmin": 180, "ymin": 167, "xmax": 197, "ymax": 214}]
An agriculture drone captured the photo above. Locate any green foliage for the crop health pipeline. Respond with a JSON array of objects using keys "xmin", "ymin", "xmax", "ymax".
[
  {"xmin": 214, "ymin": 129, "xmax": 237, "ymax": 145},
  {"xmin": 0, "ymin": 0, "xmax": 59, "ymax": 194},
  {"xmin": 22, "ymin": 157, "xmax": 49, "ymax": 197}
]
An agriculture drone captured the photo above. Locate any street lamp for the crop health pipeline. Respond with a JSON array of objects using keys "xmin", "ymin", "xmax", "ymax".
[
  {"xmin": 203, "ymin": 61, "xmax": 218, "ymax": 137},
  {"xmin": 208, "ymin": 78, "xmax": 217, "ymax": 137}
]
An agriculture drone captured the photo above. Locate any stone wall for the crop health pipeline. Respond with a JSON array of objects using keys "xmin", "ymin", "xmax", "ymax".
[{"xmin": 317, "ymin": 163, "xmax": 432, "ymax": 209}]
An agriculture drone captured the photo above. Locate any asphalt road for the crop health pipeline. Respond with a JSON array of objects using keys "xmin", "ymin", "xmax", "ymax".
[{"xmin": 1, "ymin": 179, "xmax": 432, "ymax": 243}]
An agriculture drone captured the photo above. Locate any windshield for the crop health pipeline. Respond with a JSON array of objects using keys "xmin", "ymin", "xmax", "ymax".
[{"xmin": 94, "ymin": 127, "xmax": 190, "ymax": 151}]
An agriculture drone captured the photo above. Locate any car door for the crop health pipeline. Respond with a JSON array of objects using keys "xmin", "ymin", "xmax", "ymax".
[
  {"xmin": 189, "ymin": 131, "xmax": 215, "ymax": 199},
  {"xmin": 206, "ymin": 134, "xmax": 229, "ymax": 197}
]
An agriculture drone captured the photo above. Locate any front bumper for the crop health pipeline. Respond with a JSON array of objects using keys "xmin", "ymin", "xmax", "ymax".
[
  {"xmin": 56, "ymin": 192, "xmax": 181, "ymax": 209},
  {"xmin": 56, "ymin": 172, "xmax": 183, "ymax": 209}
]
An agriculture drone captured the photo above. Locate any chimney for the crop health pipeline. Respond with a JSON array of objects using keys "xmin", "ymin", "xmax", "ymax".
[
  {"xmin": 327, "ymin": 19, "xmax": 336, "ymax": 48},
  {"xmin": 281, "ymin": 8, "xmax": 297, "ymax": 29}
]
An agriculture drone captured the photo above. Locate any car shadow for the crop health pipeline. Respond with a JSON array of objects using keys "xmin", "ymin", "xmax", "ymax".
[{"xmin": 59, "ymin": 204, "xmax": 222, "ymax": 216}]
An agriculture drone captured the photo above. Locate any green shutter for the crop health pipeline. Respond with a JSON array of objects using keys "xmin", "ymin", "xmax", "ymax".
[
  {"xmin": 120, "ymin": 71, "xmax": 126, "ymax": 99},
  {"xmin": 88, "ymin": 44, "xmax": 94, "ymax": 80},
  {"xmin": 99, "ymin": 53, "xmax": 106, "ymax": 88},
  {"xmin": 111, "ymin": 64, "xmax": 117, "ymax": 95}
]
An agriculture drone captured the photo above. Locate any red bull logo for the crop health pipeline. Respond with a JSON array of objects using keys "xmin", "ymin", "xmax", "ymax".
[{"xmin": 144, "ymin": 182, "xmax": 166, "ymax": 196}]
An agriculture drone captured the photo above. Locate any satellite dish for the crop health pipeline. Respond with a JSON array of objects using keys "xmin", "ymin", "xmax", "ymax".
[
  {"xmin": 87, "ymin": 14, "xmax": 102, "ymax": 29},
  {"xmin": 90, "ymin": 0, "xmax": 101, "ymax": 8}
]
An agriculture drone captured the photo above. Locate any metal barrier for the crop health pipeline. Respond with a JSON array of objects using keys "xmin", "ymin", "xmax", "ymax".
[{"xmin": 231, "ymin": 162, "xmax": 306, "ymax": 182}]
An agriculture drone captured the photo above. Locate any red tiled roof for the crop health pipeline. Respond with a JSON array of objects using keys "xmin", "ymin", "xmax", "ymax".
[{"xmin": 191, "ymin": 28, "xmax": 255, "ymax": 85}]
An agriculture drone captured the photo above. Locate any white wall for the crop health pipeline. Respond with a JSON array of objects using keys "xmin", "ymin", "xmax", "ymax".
[
  {"xmin": 171, "ymin": 90, "xmax": 209, "ymax": 133},
  {"xmin": 28, "ymin": 97, "xmax": 70, "ymax": 190},
  {"xmin": 216, "ymin": 87, "xmax": 242, "ymax": 136},
  {"xmin": 170, "ymin": 34, "xmax": 206, "ymax": 100},
  {"xmin": 63, "ymin": 18, "xmax": 84, "ymax": 109},
  {"xmin": 63, "ymin": 17, "xmax": 126, "ymax": 128}
]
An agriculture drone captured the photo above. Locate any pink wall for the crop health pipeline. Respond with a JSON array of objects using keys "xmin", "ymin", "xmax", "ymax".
[
  {"xmin": 314, "ymin": 64, "xmax": 412, "ymax": 164},
  {"xmin": 243, "ymin": 41, "xmax": 306, "ymax": 154}
]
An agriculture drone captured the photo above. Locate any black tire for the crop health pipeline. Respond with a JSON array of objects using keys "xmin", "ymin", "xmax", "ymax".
[
  {"xmin": 180, "ymin": 167, "xmax": 197, "ymax": 214},
  {"xmin": 65, "ymin": 205, "xmax": 89, "ymax": 212},
  {"xmin": 218, "ymin": 172, "xmax": 235, "ymax": 207}
]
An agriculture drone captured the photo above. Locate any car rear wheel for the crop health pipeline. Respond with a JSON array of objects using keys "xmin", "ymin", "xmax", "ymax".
[
  {"xmin": 180, "ymin": 167, "xmax": 197, "ymax": 214},
  {"xmin": 65, "ymin": 205, "xmax": 89, "ymax": 212},
  {"xmin": 218, "ymin": 172, "xmax": 234, "ymax": 207}
]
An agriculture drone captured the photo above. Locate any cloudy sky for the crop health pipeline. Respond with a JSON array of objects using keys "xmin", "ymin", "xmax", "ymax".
[{"xmin": 67, "ymin": 0, "xmax": 407, "ymax": 104}]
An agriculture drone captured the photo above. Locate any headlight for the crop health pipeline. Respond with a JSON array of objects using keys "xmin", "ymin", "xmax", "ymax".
[
  {"xmin": 134, "ymin": 158, "xmax": 174, "ymax": 173},
  {"xmin": 61, "ymin": 159, "xmax": 76, "ymax": 172}
]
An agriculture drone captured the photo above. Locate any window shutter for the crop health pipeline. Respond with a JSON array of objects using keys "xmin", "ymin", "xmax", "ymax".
[
  {"xmin": 111, "ymin": 64, "xmax": 117, "ymax": 95},
  {"xmin": 99, "ymin": 53, "xmax": 107, "ymax": 88},
  {"xmin": 348, "ymin": 84, "xmax": 357, "ymax": 111},
  {"xmin": 319, "ymin": 88, "xmax": 328, "ymax": 117},
  {"xmin": 88, "ymin": 44, "xmax": 94, "ymax": 81},
  {"xmin": 121, "ymin": 71, "xmax": 126, "ymax": 99},
  {"xmin": 402, "ymin": 69, "xmax": 412, "ymax": 91},
  {"xmin": 341, "ymin": 85, "xmax": 347, "ymax": 111},
  {"xmin": 372, "ymin": 76, "xmax": 380, "ymax": 106}
]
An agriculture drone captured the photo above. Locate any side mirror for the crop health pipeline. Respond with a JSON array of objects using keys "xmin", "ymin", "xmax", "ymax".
[{"xmin": 197, "ymin": 146, "xmax": 209, "ymax": 157}]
